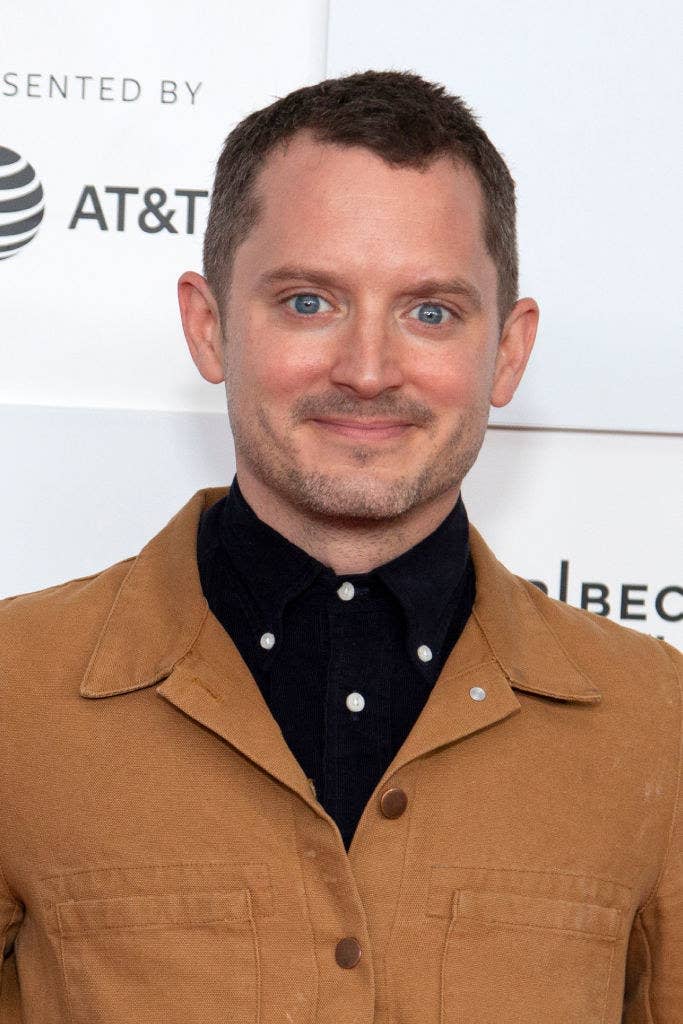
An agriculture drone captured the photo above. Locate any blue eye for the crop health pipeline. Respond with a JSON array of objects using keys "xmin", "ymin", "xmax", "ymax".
[
  {"xmin": 287, "ymin": 294, "xmax": 332, "ymax": 315},
  {"xmin": 408, "ymin": 302, "xmax": 453, "ymax": 325}
]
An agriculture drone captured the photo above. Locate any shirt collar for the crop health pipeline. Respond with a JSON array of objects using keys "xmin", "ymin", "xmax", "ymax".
[
  {"xmin": 375, "ymin": 495, "xmax": 471, "ymax": 663},
  {"xmin": 215, "ymin": 477, "xmax": 323, "ymax": 630},
  {"xmin": 211, "ymin": 476, "xmax": 472, "ymax": 666}
]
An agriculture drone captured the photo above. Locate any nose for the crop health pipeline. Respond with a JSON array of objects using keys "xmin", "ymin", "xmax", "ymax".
[{"xmin": 328, "ymin": 312, "xmax": 404, "ymax": 399}]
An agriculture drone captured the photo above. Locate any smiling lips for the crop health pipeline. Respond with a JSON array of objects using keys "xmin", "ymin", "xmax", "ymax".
[{"xmin": 311, "ymin": 417, "xmax": 414, "ymax": 440}]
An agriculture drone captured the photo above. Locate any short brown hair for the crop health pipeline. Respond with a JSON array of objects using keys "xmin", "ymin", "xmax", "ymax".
[{"xmin": 204, "ymin": 70, "xmax": 518, "ymax": 322}]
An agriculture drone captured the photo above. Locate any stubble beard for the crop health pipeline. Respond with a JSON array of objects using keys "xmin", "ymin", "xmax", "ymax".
[{"xmin": 227, "ymin": 392, "xmax": 489, "ymax": 525}]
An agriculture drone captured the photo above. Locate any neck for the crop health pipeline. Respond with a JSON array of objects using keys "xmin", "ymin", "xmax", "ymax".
[{"xmin": 234, "ymin": 471, "xmax": 461, "ymax": 574}]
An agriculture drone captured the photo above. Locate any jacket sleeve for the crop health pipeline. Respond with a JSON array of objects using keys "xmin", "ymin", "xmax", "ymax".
[
  {"xmin": 623, "ymin": 642, "xmax": 683, "ymax": 1022},
  {"xmin": 0, "ymin": 871, "xmax": 23, "ymax": 1023}
]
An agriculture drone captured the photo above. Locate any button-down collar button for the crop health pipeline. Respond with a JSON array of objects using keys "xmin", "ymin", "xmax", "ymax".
[
  {"xmin": 469, "ymin": 685, "xmax": 487, "ymax": 701},
  {"xmin": 345, "ymin": 691, "xmax": 365, "ymax": 712},
  {"xmin": 259, "ymin": 632, "xmax": 276, "ymax": 650},
  {"xmin": 307, "ymin": 778, "xmax": 317, "ymax": 799},
  {"xmin": 337, "ymin": 581, "xmax": 355, "ymax": 601},
  {"xmin": 335, "ymin": 937, "xmax": 362, "ymax": 969},
  {"xmin": 417, "ymin": 644, "xmax": 433, "ymax": 663},
  {"xmin": 380, "ymin": 787, "xmax": 408, "ymax": 819}
]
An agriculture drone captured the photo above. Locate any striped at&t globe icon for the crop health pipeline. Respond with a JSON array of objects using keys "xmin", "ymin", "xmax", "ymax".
[{"xmin": 0, "ymin": 146, "xmax": 45, "ymax": 261}]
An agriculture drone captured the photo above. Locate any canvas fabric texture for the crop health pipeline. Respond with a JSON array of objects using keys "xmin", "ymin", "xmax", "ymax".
[{"xmin": 0, "ymin": 487, "xmax": 680, "ymax": 1023}]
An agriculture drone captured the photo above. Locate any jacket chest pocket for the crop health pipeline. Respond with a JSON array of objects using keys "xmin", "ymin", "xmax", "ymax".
[
  {"xmin": 47, "ymin": 866, "xmax": 270, "ymax": 1024},
  {"xmin": 429, "ymin": 869, "xmax": 629, "ymax": 1024},
  {"xmin": 57, "ymin": 889, "xmax": 258, "ymax": 1024}
]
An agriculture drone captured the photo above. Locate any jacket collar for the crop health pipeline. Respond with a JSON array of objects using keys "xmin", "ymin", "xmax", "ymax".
[
  {"xmin": 81, "ymin": 489, "xmax": 223, "ymax": 698},
  {"xmin": 467, "ymin": 528, "xmax": 601, "ymax": 704},
  {"xmin": 81, "ymin": 487, "xmax": 601, "ymax": 704}
]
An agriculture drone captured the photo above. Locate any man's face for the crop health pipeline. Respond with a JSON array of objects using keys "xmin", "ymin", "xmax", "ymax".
[{"xmin": 210, "ymin": 134, "xmax": 534, "ymax": 522}]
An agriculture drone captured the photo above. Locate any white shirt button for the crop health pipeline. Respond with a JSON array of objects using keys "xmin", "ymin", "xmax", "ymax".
[
  {"xmin": 345, "ymin": 691, "xmax": 365, "ymax": 712},
  {"xmin": 337, "ymin": 581, "xmax": 355, "ymax": 601},
  {"xmin": 417, "ymin": 644, "xmax": 433, "ymax": 663},
  {"xmin": 259, "ymin": 632, "xmax": 276, "ymax": 650},
  {"xmin": 469, "ymin": 686, "xmax": 487, "ymax": 701}
]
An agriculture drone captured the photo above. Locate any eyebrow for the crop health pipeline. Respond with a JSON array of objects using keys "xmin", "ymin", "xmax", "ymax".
[{"xmin": 256, "ymin": 265, "xmax": 483, "ymax": 312}]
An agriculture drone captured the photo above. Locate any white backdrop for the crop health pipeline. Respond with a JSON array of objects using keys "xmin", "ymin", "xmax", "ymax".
[
  {"xmin": 1, "ymin": 0, "xmax": 680, "ymax": 650},
  {"xmin": 328, "ymin": 0, "xmax": 682, "ymax": 433},
  {"xmin": 1, "ymin": 0, "xmax": 328, "ymax": 412}
]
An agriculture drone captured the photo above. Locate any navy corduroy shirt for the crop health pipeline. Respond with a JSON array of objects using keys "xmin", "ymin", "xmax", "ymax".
[{"xmin": 197, "ymin": 477, "xmax": 475, "ymax": 850}]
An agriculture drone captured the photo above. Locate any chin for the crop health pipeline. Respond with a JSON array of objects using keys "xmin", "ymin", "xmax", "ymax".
[{"xmin": 278, "ymin": 466, "xmax": 450, "ymax": 522}]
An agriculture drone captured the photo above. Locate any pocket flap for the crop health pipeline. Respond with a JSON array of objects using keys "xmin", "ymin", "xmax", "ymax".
[
  {"xmin": 57, "ymin": 888, "xmax": 251, "ymax": 936},
  {"xmin": 454, "ymin": 888, "xmax": 620, "ymax": 939}
]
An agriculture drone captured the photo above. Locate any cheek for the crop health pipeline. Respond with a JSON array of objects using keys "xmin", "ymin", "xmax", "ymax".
[
  {"xmin": 238, "ymin": 316, "xmax": 331, "ymax": 400},
  {"xmin": 245, "ymin": 352, "xmax": 325, "ymax": 407},
  {"xmin": 414, "ymin": 352, "xmax": 492, "ymax": 412}
]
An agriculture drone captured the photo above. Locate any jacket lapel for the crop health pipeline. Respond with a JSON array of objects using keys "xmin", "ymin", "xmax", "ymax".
[
  {"xmin": 378, "ymin": 525, "xmax": 602, "ymax": 779},
  {"xmin": 155, "ymin": 612, "xmax": 322, "ymax": 813},
  {"xmin": 80, "ymin": 487, "xmax": 323, "ymax": 815}
]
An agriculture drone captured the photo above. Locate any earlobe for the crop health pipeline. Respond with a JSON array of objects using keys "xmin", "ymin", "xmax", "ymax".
[
  {"xmin": 177, "ymin": 271, "xmax": 226, "ymax": 385},
  {"xmin": 490, "ymin": 298, "xmax": 539, "ymax": 408}
]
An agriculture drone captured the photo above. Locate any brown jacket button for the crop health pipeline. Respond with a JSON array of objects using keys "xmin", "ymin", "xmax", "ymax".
[
  {"xmin": 380, "ymin": 787, "xmax": 408, "ymax": 819},
  {"xmin": 335, "ymin": 937, "xmax": 362, "ymax": 968}
]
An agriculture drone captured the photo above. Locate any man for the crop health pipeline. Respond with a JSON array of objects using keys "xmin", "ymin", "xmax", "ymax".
[{"xmin": 0, "ymin": 71, "xmax": 680, "ymax": 1023}]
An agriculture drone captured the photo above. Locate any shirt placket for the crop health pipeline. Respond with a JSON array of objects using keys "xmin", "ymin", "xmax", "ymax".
[{"xmin": 323, "ymin": 578, "xmax": 393, "ymax": 847}]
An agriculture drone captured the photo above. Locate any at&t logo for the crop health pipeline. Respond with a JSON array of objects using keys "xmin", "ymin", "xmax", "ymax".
[{"xmin": 0, "ymin": 146, "xmax": 44, "ymax": 260}]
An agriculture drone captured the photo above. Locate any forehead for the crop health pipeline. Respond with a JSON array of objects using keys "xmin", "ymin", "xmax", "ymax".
[
  {"xmin": 232, "ymin": 132, "xmax": 495, "ymax": 293},
  {"xmin": 255, "ymin": 132, "xmax": 484, "ymax": 225}
]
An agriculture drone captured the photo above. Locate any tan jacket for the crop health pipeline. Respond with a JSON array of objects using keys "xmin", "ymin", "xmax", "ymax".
[{"xmin": 0, "ymin": 488, "xmax": 680, "ymax": 1024}]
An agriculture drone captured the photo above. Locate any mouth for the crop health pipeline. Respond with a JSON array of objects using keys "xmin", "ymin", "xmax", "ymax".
[{"xmin": 310, "ymin": 417, "xmax": 415, "ymax": 441}]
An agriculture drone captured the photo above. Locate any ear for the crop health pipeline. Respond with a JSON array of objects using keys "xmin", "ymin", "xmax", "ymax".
[
  {"xmin": 490, "ymin": 297, "xmax": 540, "ymax": 408},
  {"xmin": 177, "ymin": 271, "xmax": 226, "ymax": 384}
]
